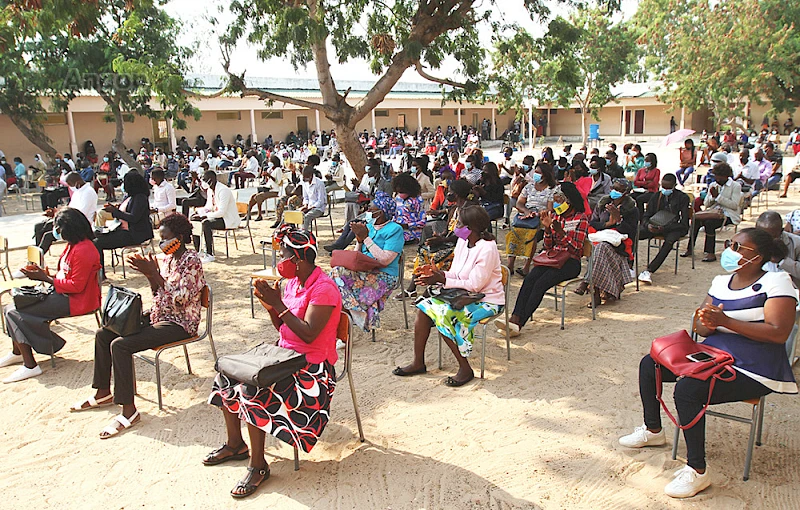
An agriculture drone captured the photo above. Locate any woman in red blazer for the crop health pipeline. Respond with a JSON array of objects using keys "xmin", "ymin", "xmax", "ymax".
[{"xmin": 0, "ymin": 208, "xmax": 101, "ymax": 383}]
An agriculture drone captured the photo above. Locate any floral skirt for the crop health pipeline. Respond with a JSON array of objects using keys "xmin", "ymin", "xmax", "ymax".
[
  {"xmin": 505, "ymin": 225, "xmax": 540, "ymax": 257},
  {"xmin": 416, "ymin": 297, "xmax": 502, "ymax": 357},
  {"xmin": 208, "ymin": 361, "xmax": 336, "ymax": 453},
  {"xmin": 330, "ymin": 267, "xmax": 398, "ymax": 331}
]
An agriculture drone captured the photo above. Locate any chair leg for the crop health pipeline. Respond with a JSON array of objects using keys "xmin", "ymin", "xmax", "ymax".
[
  {"xmin": 560, "ymin": 285, "xmax": 567, "ymax": 330},
  {"xmin": 401, "ymin": 291, "xmax": 408, "ymax": 330},
  {"xmin": 155, "ymin": 351, "xmax": 164, "ymax": 411},
  {"xmin": 50, "ymin": 339, "xmax": 56, "ymax": 368},
  {"xmin": 293, "ymin": 445, "xmax": 300, "ymax": 471},
  {"xmin": 371, "ymin": 329, "xmax": 376, "ymax": 342},
  {"xmin": 505, "ymin": 307, "xmax": 511, "ymax": 361},
  {"xmin": 250, "ymin": 278, "xmax": 255, "ymax": 318},
  {"xmin": 224, "ymin": 232, "xmax": 229, "ymax": 258},
  {"xmin": 438, "ymin": 333, "xmax": 443, "ymax": 370},
  {"xmin": 183, "ymin": 345, "xmax": 192, "ymax": 374},
  {"xmin": 743, "ymin": 403, "xmax": 759, "ymax": 481},
  {"xmin": 232, "ymin": 229, "xmax": 239, "ymax": 251},
  {"xmin": 480, "ymin": 324, "xmax": 486, "ymax": 379},
  {"xmin": 348, "ymin": 370, "xmax": 365, "ymax": 442},
  {"xmin": 671, "ymin": 425, "xmax": 680, "ymax": 460},
  {"xmin": 247, "ymin": 224, "xmax": 256, "ymax": 254},
  {"xmin": 95, "ymin": 310, "xmax": 102, "ymax": 327},
  {"xmin": 756, "ymin": 396, "xmax": 765, "ymax": 446}
]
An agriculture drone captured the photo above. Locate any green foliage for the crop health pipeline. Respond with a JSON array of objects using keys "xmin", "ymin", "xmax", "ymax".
[{"xmin": 634, "ymin": 0, "xmax": 800, "ymax": 125}]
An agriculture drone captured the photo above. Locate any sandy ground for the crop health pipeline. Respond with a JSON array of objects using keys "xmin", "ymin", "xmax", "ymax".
[{"xmin": 1, "ymin": 142, "xmax": 800, "ymax": 510}]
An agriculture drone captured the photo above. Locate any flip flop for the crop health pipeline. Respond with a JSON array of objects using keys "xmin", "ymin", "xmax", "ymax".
[
  {"xmin": 99, "ymin": 411, "xmax": 140, "ymax": 439},
  {"xmin": 70, "ymin": 394, "xmax": 113, "ymax": 412},
  {"xmin": 392, "ymin": 365, "xmax": 427, "ymax": 377},
  {"xmin": 231, "ymin": 466, "xmax": 270, "ymax": 499},
  {"xmin": 203, "ymin": 443, "xmax": 250, "ymax": 466},
  {"xmin": 444, "ymin": 374, "xmax": 474, "ymax": 387}
]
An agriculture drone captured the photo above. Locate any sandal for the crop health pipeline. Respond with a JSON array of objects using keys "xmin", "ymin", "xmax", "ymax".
[
  {"xmin": 515, "ymin": 268, "xmax": 528, "ymax": 277},
  {"xmin": 99, "ymin": 411, "xmax": 140, "ymax": 439},
  {"xmin": 573, "ymin": 281, "xmax": 589, "ymax": 296},
  {"xmin": 231, "ymin": 466, "xmax": 270, "ymax": 499},
  {"xmin": 444, "ymin": 374, "xmax": 474, "ymax": 387},
  {"xmin": 392, "ymin": 365, "xmax": 427, "ymax": 376},
  {"xmin": 203, "ymin": 443, "xmax": 250, "ymax": 466},
  {"xmin": 69, "ymin": 393, "xmax": 113, "ymax": 412}
]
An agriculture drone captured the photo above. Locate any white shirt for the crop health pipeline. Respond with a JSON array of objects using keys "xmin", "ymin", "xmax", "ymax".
[
  {"xmin": 264, "ymin": 166, "xmax": 283, "ymax": 191},
  {"xmin": 151, "ymin": 180, "xmax": 177, "ymax": 213},
  {"xmin": 737, "ymin": 161, "xmax": 760, "ymax": 181},
  {"xmin": 68, "ymin": 183, "xmax": 98, "ymax": 222},
  {"xmin": 65, "ymin": 159, "xmax": 76, "ymax": 171},
  {"xmin": 199, "ymin": 182, "xmax": 241, "ymax": 229},
  {"xmin": 302, "ymin": 177, "xmax": 327, "ymax": 211},
  {"xmin": 244, "ymin": 156, "xmax": 259, "ymax": 174},
  {"xmin": 189, "ymin": 158, "xmax": 201, "ymax": 174}
]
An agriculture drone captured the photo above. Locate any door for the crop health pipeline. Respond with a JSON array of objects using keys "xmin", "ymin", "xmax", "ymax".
[
  {"xmin": 297, "ymin": 116, "xmax": 308, "ymax": 135},
  {"xmin": 152, "ymin": 119, "xmax": 170, "ymax": 151},
  {"xmin": 472, "ymin": 113, "xmax": 479, "ymax": 129},
  {"xmin": 633, "ymin": 110, "xmax": 645, "ymax": 134},
  {"xmin": 397, "ymin": 114, "xmax": 406, "ymax": 129},
  {"xmin": 623, "ymin": 110, "xmax": 631, "ymax": 135}
]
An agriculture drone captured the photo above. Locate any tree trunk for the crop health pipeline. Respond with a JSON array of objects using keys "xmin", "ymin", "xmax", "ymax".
[
  {"xmin": 103, "ymin": 95, "xmax": 141, "ymax": 173},
  {"xmin": 8, "ymin": 113, "xmax": 58, "ymax": 161},
  {"xmin": 580, "ymin": 108, "xmax": 588, "ymax": 146},
  {"xmin": 334, "ymin": 122, "xmax": 368, "ymax": 188}
]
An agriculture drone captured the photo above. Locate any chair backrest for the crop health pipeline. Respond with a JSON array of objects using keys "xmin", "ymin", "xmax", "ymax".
[
  {"xmin": 336, "ymin": 309, "xmax": 353, "ymax": 383},
  {"xmin": 284, "ymin": 210, "xmax": 303, "ymax": 225},
  {"xmin": 0, "ymin": 235, "xmax": 8, "ymax": 271},
  {"xmin": 27, "ymin": 245, "xmax": 44, "ymax": 267},
  {"xmin": 500, "ymin": 264, "xmax": 510, "ymax": 306},
  {"xmin": 195, "ymin": 285, "xmax": 213, "ymax": 340},
  {"xmin": 236, "ymin": 202, "xmax": 249, "ymax": 216},
  {"xmin": 582, "ymin": 239, "xmax": 593, "ymax": 258}
]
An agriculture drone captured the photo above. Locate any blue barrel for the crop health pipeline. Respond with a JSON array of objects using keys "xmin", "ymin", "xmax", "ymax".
[{"xmin": 589, "ymin": 124, "xmax": 600, "ymax": 140}]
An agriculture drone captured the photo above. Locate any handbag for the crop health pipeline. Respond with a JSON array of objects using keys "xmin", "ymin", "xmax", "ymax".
[
  {"xmin": 650, "ymin": 329, "xmax": 737, "ymax": 430},
  {"xmin": 429, "ymin": 286, "xmax": 485, "ymax": 310},
  {"xmin": 648, "ymin": 209, "xmax": 677, "ymax": 228},
  {"xmin": 11, "ymin": 284, "xmax": 54, "ymax": 310},
  {"xmin": 215, "ymin": 342, "xmax": 307, "ymax": 387},
  {"xmin": 694, "ymin": 207, "xmax": 726, "ymax": 222},
  {"xmin": 344, "ymin": 191, "xmax": 366, "ymax": 203},
  {"xmin": 331, "ymin": 249, "xmax": 384, "ymax": 272},
  {"xmin": 532, "ymin": 248, "xmax": 571, "ymax": 269},
  {"xmin": 102, "ymin": 285, "xmax": 144, "ymax": 337},
  {"xmin": 512, "ymin": 213, "xmax": 540, "ymax": 230}
]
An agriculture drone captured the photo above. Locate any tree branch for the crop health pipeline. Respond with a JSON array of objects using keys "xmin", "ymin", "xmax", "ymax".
[
  {"xmin": 413, "ymin": 60, "xmax": 467, "ymax": 89},
  {"xmin": 182, "ymin": 88, "xmax": 226, "ymax": 99}
]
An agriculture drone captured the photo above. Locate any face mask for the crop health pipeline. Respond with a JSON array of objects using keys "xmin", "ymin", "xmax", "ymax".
[
  {"xmin": 55, "ymin": 159, "xmax": 61, "ymax": 163},
  {"xmin": 557, "ymin": 165, "xmax": 565, "ymax": 171},
  {"xmin": 532, "ymin": 172, "xmax": 543, "ymax": 184},
  {"xmin": 720, "ymin": 248, "xmax": 744, "ymax": 272},
  {"xmin": 411, "ymin": 167, "xmax": 418, "ymax": 175},
  {"xmin": 103, "ymin": 157, "xmax": 109, "ymax": 162},
  {"xmin": 363, "ymin": 211, "xmax": 374, "ymax": 224},
  {"xmin": 367, "ymin": 176, "xmax": 376, "ymax": 186},
  {"xmin": 454, "ymin": 225, "xmax": 471, "ymax": 240},
  {"xmin": 609, "ymin": 190, "xmax": 624, "ymax": 200},
  {"xmin": 644, "ymin": 161, "xmax": 652, "ymax": 168},
  {"xmin": 277, "ymin": 257, "xmax": 298, "ymax": 279},
  {"xmin": 605, "ymin": 158, "xmax": 612, "ymax": 166},
  {"xmin": 465, "ymin": 162, "xmax": 472, "ymax": 170},
  {"xmin": 330, "ymin": 162, "xmax": 337, "ymax": 168},
  {"xmin": 661, "ymin": 188, "xmax": 673, "ymax": 196},
  {"xmin": 200, "ymin": 181, "xmax": 209, "ymax": 190},
  {"xmin": 189, "ymin": 156, "xmax": 195, "ymax": 161},
  {"xmin": 589, "ymin": 168, "xmax": 598, "ymax": 175},
  {"xmin": 159, "ymin": 237, "xmax": 181, "ymax": 255},
  {"xmin": 553, "ymin": 202, "xmax": 569, "ymax": 215},
  {"xmin": 520, "ymin": 164, "xmax": 529, "ymax": 172},
  {"xmin": 52, "ymin": 226, "xmax": 62, "ymax": 241}
]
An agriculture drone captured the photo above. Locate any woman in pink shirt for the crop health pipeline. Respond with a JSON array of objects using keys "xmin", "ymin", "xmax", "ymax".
[
  {"xmin": 393, "ymin": 206, "xmax": 504, "ymax": 387},
  {"xmin": 205, "ymin": 226, "xmax": 341, "ymax": 499}
]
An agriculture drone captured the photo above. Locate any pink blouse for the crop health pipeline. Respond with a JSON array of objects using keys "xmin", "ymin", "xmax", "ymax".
[
  {"xmin": 279, "ymin": 267, "xmax": 342, "ymax": 365},
  {"xmin": 444, "ymin": 238, "xmax": 504, "ymax": 305},
  {"xmin": 152, "ymin": 250, "xmax": 206, "ymax": 336}
]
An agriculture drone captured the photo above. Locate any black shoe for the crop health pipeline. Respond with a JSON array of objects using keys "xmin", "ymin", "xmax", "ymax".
[
  {"xmin": 323, "ymin": 244, "xmax": 336, "ymax": 253},
  {"xmin": 270, "ymin": 221, "xmax": 280, "ymax": 229}
]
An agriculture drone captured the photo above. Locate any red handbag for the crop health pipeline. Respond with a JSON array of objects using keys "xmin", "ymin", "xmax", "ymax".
[
  {"xmin": 532, "ymin": 248, "xmax": 570, "ymax": 269},
  {"xmin": 330, "ymin": 250, "xmax": 384, "ymax": 272},
  {"xmin": 650, "ymin": 330, "xmax": 737, "ymax": 430}
]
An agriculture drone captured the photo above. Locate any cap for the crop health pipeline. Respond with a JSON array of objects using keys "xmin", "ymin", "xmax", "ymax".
[{"xmin": 710, "ymin": 152, "xmax": 728, "ymax": 163}]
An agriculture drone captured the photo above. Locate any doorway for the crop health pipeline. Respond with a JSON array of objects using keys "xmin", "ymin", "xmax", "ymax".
[
  {"xmin": 297, "ymin": 116, "xmax": 308, "ymax": 135},
  {"xmin": 397, "ymin": 114, "xmax": 406, "ymax": 129},
  {"xmin": 633, "ymin": 110, "xmax": 645, "ymax": 134},
  {"xmin": 152, "ymin": 118, "xmax": 170, "ymax": 151}
]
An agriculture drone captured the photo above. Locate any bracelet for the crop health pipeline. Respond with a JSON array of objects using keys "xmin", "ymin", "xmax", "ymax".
[{"xmin": 277, "ymin": 308, "xmax": 291, "ymax": 319}]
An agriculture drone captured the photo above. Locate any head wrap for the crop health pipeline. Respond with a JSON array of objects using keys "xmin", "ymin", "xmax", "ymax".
[
  {"xmin": 274, "ymin": 225, "xmax": 317, "ymax": 260},
  {"xmin": 612, "ymin": 178, "xmax": 632, "ymax": 192},
  {"xmin": 371, "ymin": 191, "xmax": 397, "ymax": 220}
]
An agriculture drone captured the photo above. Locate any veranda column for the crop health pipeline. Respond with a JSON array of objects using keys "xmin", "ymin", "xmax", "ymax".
[
  {"xmin": 417, "ymin": 107, "xmax": 423, "ymax": 133},
  {"xmin": 457, "ymin": 107, "xmax": 462, "ymax": 132},
  {"xmin": 621, "ymin": 104, "xmax": 626, "ymax": 138},
  {"xmin": 168, "ymin": 119, "xmax": 177, "ymax": 152},
  {"xmin": 491, "ymin": 107, "xmax": 496, "ymax": 140},
  {"xmin": 66, "ymin": 107, "xmax": 78, "ymax": 156},
  {"xmin": 546, "ymin": 107, "xmax": 551, "ymax": 137},
  {"xmin": 249, "ymin": 109, "xmax": 257, "ymax": 146},
  {"xmin": 528, "ymin": 107, "xmax": 534, "ymax": 152},
  {"xmin": 680, "ymin": 106, "xmax": 686, "ymax": 130},
  {"xmin": 371, "ymin": 108, "xmax": 376, "ymax": 136}
]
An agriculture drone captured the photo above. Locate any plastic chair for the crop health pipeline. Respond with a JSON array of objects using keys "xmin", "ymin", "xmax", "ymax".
[
  {"xmin": 283, "ymin": 210, "xmax": 304, "ymax": 226},
  {"xmin": 437, "ymin": 265, "xmax": 511, "ymax": 379},
  {"xmin": 293, "ymin": 310, "xmax": 364, "ymax": 470},
  {"xmin": 250, "ymin": 237, "xmax": 282, "ymax": 318},
  {"xmin": 551, "ymin": 240, "xmax": 596, "ymax": 329},
  {"xmin": 213, "ymin": 202, "xmax": 256, "ymax": 258},
  {"xmin": 134, "ymin": 285, "xmax": 216, "ymax": 410}
]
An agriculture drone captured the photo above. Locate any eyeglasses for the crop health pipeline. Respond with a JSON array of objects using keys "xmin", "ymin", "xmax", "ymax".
[{"xmin": 724, "ymin": 240, "xmax": 757, "ymax": 253}]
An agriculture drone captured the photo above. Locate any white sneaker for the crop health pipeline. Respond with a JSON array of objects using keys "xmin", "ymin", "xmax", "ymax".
[
  {"xmin": 199, "ymin": 253, "xmax": 215, "ymax": 264},
  {"xmin": 638, "ymin": 270, "xmax": 653, "ymax": 283},
  {"xmin": 0, "ymin": 352, "xmax": 24, "ymax": 368},
  {"xmin": 664, "ymin": 465, "xmax": 711, "ymax": 498},
  {"xmin": 336, "ymin": 339, "xmax": 346, "ymax": 350},
  {"xmin": 618, "ymin": 424, "xmax": 666, "ymax": 448},
  {"xmin": 2, "ymin": 364, "xmax": 43, "ymax": 383},
  {"xmin": 12, "ymin": 270, "xmax": 25, "ymax": 279}
]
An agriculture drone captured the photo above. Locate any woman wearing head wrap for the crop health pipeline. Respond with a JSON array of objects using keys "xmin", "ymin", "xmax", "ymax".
[
  {"xmin": 574, "ymin": 178, "xmax": 639, "ymax": 305},
  {"xmin": 206, "ymin": 226, "xmax": 342, "ymax": 499},
  {"xmin": 330, "ymin": 191, "xmax": 405, "ymax": 331}
]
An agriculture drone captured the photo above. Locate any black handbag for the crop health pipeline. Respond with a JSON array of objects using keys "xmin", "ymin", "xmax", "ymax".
[
  {"xmin": 512, "ymin": 213, "xmax": 540, "ymax": 229},
  {"xmin": 102, "ymin": 285, "xmax": 144, "ymax": 337},
  {"xmin": 428, "ymin": 286, "xmax": 485, "ymax": 310},
  {"xmin": 648, "ymin": 210, "xmax": 677, "ymax": 228},
  {"xmin": 215, "ymin": 342, "xmax": 308, "ymax": 387},
  {"xmin": 11, "ymin": 284, "xmax": 54, "ymax": 310}
]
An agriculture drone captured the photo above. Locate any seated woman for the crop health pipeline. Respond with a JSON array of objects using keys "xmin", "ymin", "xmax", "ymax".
[
  {"xmin": 586, "ymin": 156, "xmax": 612, "ymax": 213},
  {"xmin": 471, "ymin": 162, "xmax": 505, "ymax": 221},
  {"xmin": 675, "ymin": 139, "xmax": 697, "ymax": 186},
  {"xmin": 392, "ymin": 172, "xmax": 426, "ymax": 244},
  {"xmin": 330, "ymin": 192, "xmax": 404, "ymax": 332},
  {"xmin": 247, "ymin": 156, "xmax": 283, "ymax": 222},
  {"xmin": 495, "ymin": 182, "xmax": 589, "ymax": 337},
  {"xmin": 632, "ymin": 152, "xmax": 661, "ymax": 220},
  {"xmin": 623, "ymin": 144, "xmax": 645, "ymax": 178},
  {"xmin": 94, "ymin": 171, "xmax": 154, "ymax": 277},
  {"xmin": 681, "ymin": 162, "xmax": 742, "ymax": 262},
  {"xmin": 0, "ymin": 208, "xmax": 101, "ymax": 383},
  {"xmin": 206, "ymin": 227, "xmax": 341, "ymax": 499},
  {"xmin": 399, "ymin": 179, "xmax": 477, "ymax": 299},
  {"xmin": 71, "ymin": 214, "xmax": 205, "ymax": 437},
  {"xmin": 393, "ymin": 205, "xmax": 504, "ymax": 386},
  {"xmin": 619, "ymin": 228, "xmax": 797, "ymax": 498},
  {"xmin": 505, "ymin": 161, "xmax": 556, "ymax": 276},
  {"xmin": 576, "ymin": 179, "xmax": 639, "ymax": 305}
]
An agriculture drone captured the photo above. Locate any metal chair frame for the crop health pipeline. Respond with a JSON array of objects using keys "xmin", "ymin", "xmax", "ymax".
[
  {"xmin": 371, "ymin": 250, "xmax": 408, "ymax": 341},
  {"xmin": 214, "ymin": 202, "xmax": 256, "ymax": 258},
  {"xmin": 551, "ymin": 240, "xmax": 596, "ymax": 329},
  {"xmin": 111, "ymin": 240, "xmax": 155, "ymax": 278},
  {"xmin": 0, "ymin": 236, "xmax": 10, "ymax": 281}
]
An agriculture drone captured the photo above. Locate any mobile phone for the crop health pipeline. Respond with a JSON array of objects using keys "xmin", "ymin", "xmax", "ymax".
[{"xmin": 686, "ymin": 352, "xmax": 715, "ymax": 363}]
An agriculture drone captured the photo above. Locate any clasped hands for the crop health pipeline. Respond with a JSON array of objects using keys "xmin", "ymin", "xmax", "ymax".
[
  {"xmin": 413, "ymin": 264, "xmax": 445, "ymax": 286},
  {"xmin": 696, "ymin": 302, "xmax": 726, "ymax": 331}
]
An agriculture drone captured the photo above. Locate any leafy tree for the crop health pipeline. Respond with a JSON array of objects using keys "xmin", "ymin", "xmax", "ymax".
[
  {"xmin": 492, "ymin": 6, "xmax": 638, "ymax": 145},
  {"xmin": 634, "ymin": 0, "xmax": 800, "ymax": 129}
]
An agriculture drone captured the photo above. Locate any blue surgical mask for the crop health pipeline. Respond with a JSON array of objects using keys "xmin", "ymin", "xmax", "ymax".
[
  {"xmin": 465, "ymin": 162, "xmax": 473, "ymax": 170},
  {"xmin": 532, "ymin": 172, "xmax": 542, "ymax": 184},
  {"xmin": 103, "ymin": 157, "xmax": 109, "ymax": 162},
  {"xmin": 720, "ymin": 248, "xmax": 744, "ymax": 272},
  {"xmin": 661, "ymin": 188, "xmax": 673, "ymax": 196},
  {"xmin": 589, "ymin": 168, "xmax": 598, "ymax": 175},
  {"xmin": 644, "ymin": 161, "xmax": 652, "ymax": 168},
  {"xmin": 522, "ymin": 164, "xmax": 530, "ymax": 172},
  {"xmin": 52, "ymin": 227, "xmax": 62, "ymax": 241},
  {"xmin": 605, "ymin": 158, "xmax": 612, "ymax": 166},
  {"xmin": 363, "ymin": 211, "xmax": 374, "ymax": 224},
  {"xmin": 609, "ymin": 190, "xmax": 624, "ymax": 200}
]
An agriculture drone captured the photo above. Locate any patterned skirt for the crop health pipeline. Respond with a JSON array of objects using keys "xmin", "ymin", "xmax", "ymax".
[
  {"xmin": 208, "ymin": 362, "xmax": 336, "ymax": 453},
  {"xmin": 588, "ymin": 241, "xmax": 634, "ymax": 299},
  {"xmin": 330, "ymin": 267, "xmax": 398, "ymax": 331},
  {"xmin": 413, "ymin": 244, "xmax": 455, "ymax": 273},
  {"xmin": 505, "ymin": 225, "xmax": 540, "ymax": 257},
  {"xmin": 416, "ymin": 297, "xmax": 502, "ymax": 357}
]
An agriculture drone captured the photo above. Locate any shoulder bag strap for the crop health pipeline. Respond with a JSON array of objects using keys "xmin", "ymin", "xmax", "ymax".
[{"xmin": 655, "ymin": 363, "xmax": 721, "ymax": 431}]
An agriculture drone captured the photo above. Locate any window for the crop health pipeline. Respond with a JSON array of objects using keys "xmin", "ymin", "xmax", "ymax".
[
  {"xmin": 216, "ymin": 111, "xmax": 241, "ymax": 121},
  {"xmin": 261, "ymin": 111, "xmax": 283, "ymax": 119},
  {"xmin": 453, "ymin": 109, "xmax": 466, "ymax": 115},
  {"xmin": 430, "ymin": 109, "xmax": 443, "ymax": 116},
  {"xmin": 156, "ymin": 120, "xmax": 169, "ymax": 140},
  {"xmin": 574, "ymin": 108, "xmax": 584, "ymax": 114},
  {"xmin": 549, "ymin": 109, "xmax": 558, "ymax": 114},
  {"xmin": 36, "ymin": 113, "xmax": 67, "ymax": 125},
  {"xmin": 102, "ymin": 113, "xmax": 134, "ymax": 123},
  {"xmin": 374, "ymin": 110, "xmax": 389, "ymax": 117}
]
